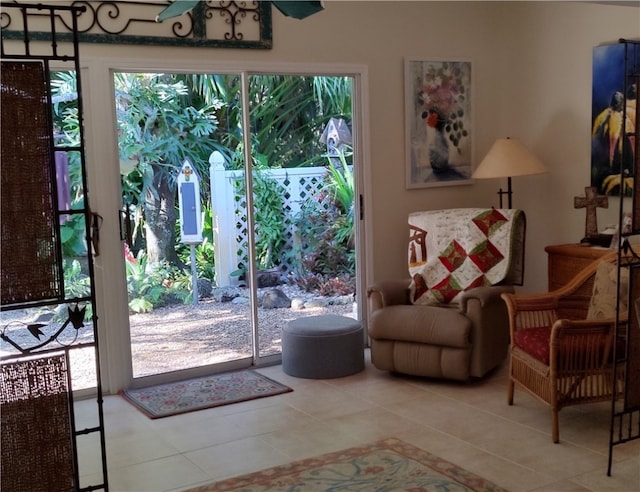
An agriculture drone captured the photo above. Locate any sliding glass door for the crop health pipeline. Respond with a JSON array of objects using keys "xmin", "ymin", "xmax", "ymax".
[{"xmin": 110, "ymin": 70, "xmax": 358, "ymax": 386}]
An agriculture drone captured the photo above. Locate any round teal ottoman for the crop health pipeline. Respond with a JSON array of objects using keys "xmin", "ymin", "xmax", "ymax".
[{"xmin": 282, "ymin": 315, "xmax": 364, "ymax": 379}]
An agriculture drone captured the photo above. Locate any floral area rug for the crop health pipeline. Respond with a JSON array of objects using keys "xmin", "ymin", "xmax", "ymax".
[
  {"xmin": 120, "ymin": 370, "xmax": 292, "ymax": 419},
  {"xmin": 186, "ymin": 437, "xmax": 507, "ymax": 491}
]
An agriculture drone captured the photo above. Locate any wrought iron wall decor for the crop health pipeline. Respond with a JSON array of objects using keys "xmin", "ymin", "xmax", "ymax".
[{"xmin": 0, "ymin": 0, "xmax": 272, "ymax": 49}]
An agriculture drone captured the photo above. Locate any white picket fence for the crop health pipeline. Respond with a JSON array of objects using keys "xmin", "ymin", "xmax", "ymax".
[{"xmin": 209, "ymin": 161, "xmax": 332, "ymax": 287}]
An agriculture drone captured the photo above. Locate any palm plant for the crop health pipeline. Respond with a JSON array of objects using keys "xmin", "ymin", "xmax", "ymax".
[
  {"xmin": 187, "ymin": 74, "xmax": 353, "ymax": 169},
  {"xmin": 114, "ymin": 72, "xmax": 221, "ymax": 265}
]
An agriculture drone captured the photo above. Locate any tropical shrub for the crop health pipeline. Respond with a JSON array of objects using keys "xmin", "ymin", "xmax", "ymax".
[
  {"xmin": 58, "ymin": 259, "xmax": 92, "ymax": 321},
  {"xmin": 252, "ymin": 170, "xmax": 287, "ymax": 270},
  {"xmin": 176, "ymin": 205, "xmax": 216, "ymax": 282},
  {"xmin": 231, "ymin": 151, "xmax": 287, "ymax": 271},
  {"xmin": 290, "ymin": 151, "xmax": 355, "ymax": 295},
  {"xmin": 124, "ymin": 245, "xmax": 190, "ymax": 313}
]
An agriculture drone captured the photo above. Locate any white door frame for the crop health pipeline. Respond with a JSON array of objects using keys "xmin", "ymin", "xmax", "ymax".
[{"xmin": 81, "ymin": 57, "xmax": 372, "ymax": 394}]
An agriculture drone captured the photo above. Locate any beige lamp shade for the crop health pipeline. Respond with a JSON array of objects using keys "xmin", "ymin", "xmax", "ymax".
[
  {"xmin": 472, "ymin": 138, "xmax": 547, "ymax": 179},
  {"xmin": 472, "ymin": 137, "xmax": 547, "ymax": 208}
]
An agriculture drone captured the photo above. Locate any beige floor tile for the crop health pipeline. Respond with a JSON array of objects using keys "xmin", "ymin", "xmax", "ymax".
[
  {"xmin": 282, "ymin": 382, "xmax": 376, "ymax": 419},
  {"xmin": 72, "ymin": 351, "xmax": 640, "ymax": 492},
  {"xmin": 183, "ymin": 437, "xmax": 290, "ymax": 481},
  {"xmin": 395, "ymin": 427, "xmax": 559, "ymax": 491},
  {"xmin": 328, "ymin": 373, "xmax": 440, "ymax": 407},
  {"xmin": 259, "ymin": 418, "xmax": 370, "ymax": 460},
  {"xmin": 322, "ymin": 406, "xmax": 423, "ymax": 441},
  {"xmin": 529, "ymin": 479, "xmax": 592, "ymax": 491},
  {"xmin": 222, "ymin": 401, "xmax": 319, "ymax": 434},
  {"xmin": 568, "ymin": 455, "xmax": 640, "ymax": 492},
  {"xmin": 104, "ymin": 428, "xmax": 183, "ymax": 469},
  {"xmin": 151, "ymin": 412, "xmax": 258, "ymax": 453},
  {"xmin": 107, "ymin": 454, "xmax": 210, "ymax": 492}
]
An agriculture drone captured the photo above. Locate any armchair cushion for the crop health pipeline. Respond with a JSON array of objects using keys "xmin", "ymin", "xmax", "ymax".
[
  {"xmin": 369, "ymin": 305, "xmax": 471, "ymax": 348},
  {"xmin": 513, "ymin": 326, "xmax": 551, "ymax": 364},
  {"xmin": 586, "ymin": 259, "xmax": 629, "ymax": 320},
  {"xmin": 408, "ymin": 208, "xmax": 525, "ymax": 306}
]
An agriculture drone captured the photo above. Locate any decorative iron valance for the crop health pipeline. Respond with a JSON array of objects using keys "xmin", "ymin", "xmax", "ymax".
[{"xmin": 0, "ymin": 1, "xmax": 272, "ymax": 49}]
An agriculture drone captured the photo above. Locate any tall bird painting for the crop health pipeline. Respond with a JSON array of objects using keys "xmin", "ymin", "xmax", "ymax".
[{"xmin": 591, "ymin": 41, "xmax": 640, "ymax": 196}]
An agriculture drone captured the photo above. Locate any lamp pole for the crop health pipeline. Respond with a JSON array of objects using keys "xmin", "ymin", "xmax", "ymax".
[{"xmin": 497, "ymin": 177, "xmax": 513, "ymax": 208}]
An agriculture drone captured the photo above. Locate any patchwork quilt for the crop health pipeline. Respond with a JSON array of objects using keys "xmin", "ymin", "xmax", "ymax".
[{"xmin": 408, "ymin": 208, "xmax": 523, "ymax": 305}]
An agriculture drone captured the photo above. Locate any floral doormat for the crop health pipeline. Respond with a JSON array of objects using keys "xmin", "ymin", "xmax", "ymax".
[
  {"xmin": 120, "ymin": 370, "xmax": 292, "ymax": 419},
  {"xmin": 185, "ymin": 437, "xmax": 508, "ymax": 491}
]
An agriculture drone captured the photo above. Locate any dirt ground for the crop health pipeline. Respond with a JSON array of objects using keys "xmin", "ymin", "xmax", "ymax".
[
  {"xmin": 1, "ymin": 285, "xmax": 356, "ymax": 388},
  {"xmin": 129, "ymin": 293, "xmax": 355, "ymax": 377}
]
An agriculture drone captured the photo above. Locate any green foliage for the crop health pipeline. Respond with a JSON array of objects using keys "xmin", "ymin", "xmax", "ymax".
[
  {"xmin": 233, "ymin": 162, "xmax": 287, "ymax": 271},
  {"xmin": 61, "ymin": 259, "xmax": 92, "ymax": 321},
  {"xmin": 51, "ymin": 71, "xmax": 81, "ymax": 146},
  {"xmin": 50, "ymin": 73, "xmax": 89, "ymax": 257},
  {"xmin": 189, "ymin": 74, "xmax": 352, "ymax": 170},
  {"xmin": 64, "ymin": 259, "xmax": 91, "ymax": 298},
  {"xmin": 291, "ymin": 151, "xmax": 356, "ymax": 295},
  {"xmin": 176, "ymin": 205, "xmax": 216, "ymax": 282},
  {"xmin": 114, "ymin": 72, "xmax": 222, "ymax": 252},
  {"xmin": 124, "ymin": 248, "xmax": 189, "ymax": 313},
  {"xmin": 51, "ymin": 70, "xmax": 355, "ymax": 298},
  {"xmin": 60, "ymin": 215, "xmax": 87, "ymax": 257},
  {"xmin": 252, "ymin": 171, "xmax": 287, "ymax": 270}
]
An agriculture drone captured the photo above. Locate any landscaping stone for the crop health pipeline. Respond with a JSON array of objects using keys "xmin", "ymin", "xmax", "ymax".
[{"xmin": 261, "ymin": 288, "xmax": 291, "ymax": 309}]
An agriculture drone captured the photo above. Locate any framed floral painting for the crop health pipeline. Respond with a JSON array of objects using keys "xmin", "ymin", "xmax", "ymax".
[{"xmin": 405, "ymin": 59, "xmax": 473, "ymax": 189}]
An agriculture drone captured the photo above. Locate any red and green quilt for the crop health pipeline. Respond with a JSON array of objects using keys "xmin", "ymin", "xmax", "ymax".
[{"xmin": 408, "ymin": 208, "xmax": 523, "ymax": 305}]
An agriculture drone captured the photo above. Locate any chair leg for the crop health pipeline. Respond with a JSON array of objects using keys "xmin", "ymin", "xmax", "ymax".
[
  {"xmin": 552, "ymin": 408, "xmax": 559, "ymax": 443},
  {"xmin": 508, "ymin": 379, "xmax": 515, "ymax": 405}
]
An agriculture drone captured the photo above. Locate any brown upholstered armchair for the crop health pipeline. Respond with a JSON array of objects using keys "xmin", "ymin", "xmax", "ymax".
[
  {"xmin": 501, "ymin": 251, "xmax": 626, "ymax": 443},
  {"xmin": 367, "ymin": 208, "xmax": 526, "ymax": 382}
]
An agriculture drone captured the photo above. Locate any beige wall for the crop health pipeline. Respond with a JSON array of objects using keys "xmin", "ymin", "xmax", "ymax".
[
  {"xmin": 266, "ymin": 1, "xmax": 638, "ymax": 293},
  {"xmin": 498, "ymin": 1, "xmax": 639, "ymax": 291},
  {"xmin": 34, "ymin": 1, "xmax": 640, "ymax": 294}
]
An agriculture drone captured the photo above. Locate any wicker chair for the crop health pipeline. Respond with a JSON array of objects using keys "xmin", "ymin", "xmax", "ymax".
[{"xmin": 501, "ymin": 251, "xmax": 626, "ymax": 443}]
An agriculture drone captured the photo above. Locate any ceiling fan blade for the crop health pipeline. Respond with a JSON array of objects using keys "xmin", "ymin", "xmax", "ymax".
[
  {"xmin": 156, "ymin": 0, "xmax": 201, "ymax": 22},
  {"xmin": 272, "ymin": 1, "xmax": 324, "ymax": 19},
  {"xmin": 156, "ymin": 1, "xmax": 324, "ymax": 23}
]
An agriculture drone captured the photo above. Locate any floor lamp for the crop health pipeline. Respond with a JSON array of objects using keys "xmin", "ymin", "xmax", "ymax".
[{"xmin": 472, "ymin": 138, "xmax": 547, "ymax": 208}]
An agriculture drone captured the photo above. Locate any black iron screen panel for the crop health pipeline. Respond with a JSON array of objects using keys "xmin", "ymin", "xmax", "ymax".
[
  {"xmin": 0, "ymin": 354, "xmax": 75, "ymax": 492},
  {"xmin": 0, "ymin": 0, "xmax": 272, "ymax": 49},
  {"xmin": 1, "ymin": 60, "xmax": 63, "ymax": 306}
]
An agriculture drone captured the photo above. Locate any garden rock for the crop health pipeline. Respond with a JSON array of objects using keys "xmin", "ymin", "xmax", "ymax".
[
  {"xmin": 211, "ymin": 287, "xmax": 238, "ymax": 302},
  {"xmin": 231, "ymin": 296, "xmax": 250, "ymax": 305},
  {"xmin": 291, "ymin": 298, "xmax": 305, "ymax": 310},
  {"xmin": 257, "ymin": 269, "xmax": 281, "ymax": 288},
  {"xmin": 305, "ymin": 299, "xmax": 327, "ymax": 309},
  {"xmin": 197, "ymin": 278, "xmax": 212, "ymax": 299},
  {"xmin": 261, "ymin": 288, "xmax": 291, "ymax": 309}
]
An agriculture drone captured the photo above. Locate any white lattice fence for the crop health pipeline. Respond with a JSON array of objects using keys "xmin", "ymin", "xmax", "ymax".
[{"xmin": 210, "ymin": 164, "xmax": 332, "ymax": 286}]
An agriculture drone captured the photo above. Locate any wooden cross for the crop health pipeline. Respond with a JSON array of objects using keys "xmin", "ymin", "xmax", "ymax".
[{"xmin": 574, "ymin": 186, "xmax": 608, "ymax": 239}]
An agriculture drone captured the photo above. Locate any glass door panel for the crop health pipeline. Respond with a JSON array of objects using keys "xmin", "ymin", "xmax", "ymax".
[
  {"xmin": 245, "ymin": 74, "xmax": 358, "ymax": 360},
  {"xmin": 113, "ymin": 71, "xmax": 254, "ymax": 381}
]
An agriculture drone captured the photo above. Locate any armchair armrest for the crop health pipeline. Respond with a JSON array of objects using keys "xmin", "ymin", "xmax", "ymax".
[
  {"xmin": 458, "ymin": 285, "xmax": 514, "ymax": 378},
  {"xmin": 459, "ymin": 285, "xmax": 515, "ymax": 313},
  {"xmin": 550, "ymin": 317, "xmax": 621, "ymax": 373},
  {"xmin": 367, "ymin": 279, "xmax": 411, "ymax": 311}
]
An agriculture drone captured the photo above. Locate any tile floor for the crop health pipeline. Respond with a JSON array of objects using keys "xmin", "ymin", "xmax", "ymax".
[{"xmin": 75, "ymin": 350, "xmax": 639, "ymax": 492}]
